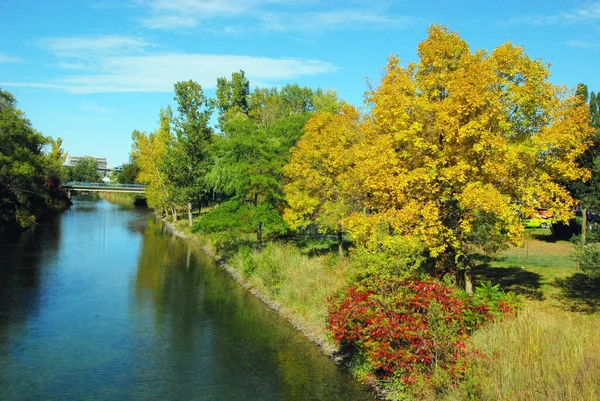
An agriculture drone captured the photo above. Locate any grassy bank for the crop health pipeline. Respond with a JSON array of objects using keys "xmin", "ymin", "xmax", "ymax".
[
  {"xmin": 98, "ymin": 191, "xmax": 147, "ymax": 206},
  {"xmin": 169, "ymin": 219, "xmax": 600, "ymax": 400},
  {"xmin": 464, "ymin": 304, "xmax": 600, "ymax": 400},
  {"xmin": 169, "ymin": 219, "xmax": 352, "ymax": 348}
]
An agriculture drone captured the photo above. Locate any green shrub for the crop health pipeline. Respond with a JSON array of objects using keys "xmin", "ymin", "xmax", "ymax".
[
  {"xmin": 351, "ymin": 235, "xmax": 427, "ymax": 283},
  {"xmin": 578, "ymin": 244, "xmax": 600, "ymax": 280},
  {"xmin": 192, "ymin": 200, "xmax": 251, "ymax": 233},
  {"xmin": 551, "ymin": 218, "xmax": 581, "ymax": 241}
]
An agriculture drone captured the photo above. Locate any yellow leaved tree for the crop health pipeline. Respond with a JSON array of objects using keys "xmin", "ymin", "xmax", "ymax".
[
  {"xmin": 284, "ymin": 105, "xmax": 364, "ymax": 256},
  {"xmin": 131, "ymin": 107, "xmax": 175, "ymax": 219},
  {"xmin": 343, "ymin": 25, "xmax": 591, "ymax": 292}
]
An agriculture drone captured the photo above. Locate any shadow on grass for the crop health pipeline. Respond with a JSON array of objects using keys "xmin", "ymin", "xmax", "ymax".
[
  {"xmin": 473, "ymin": 263, "xmax": 544, "ymax": 300},
  {"xmin": 528, "ymin": 232, "xmax": 559, "ymax": 243},
  {"xmin": 284, "ymin": 235, "xmax": 351, "ymax": 257},
  {"xmin": 553, "ymin": 273, "xmax": 600, "ymax": 313}
]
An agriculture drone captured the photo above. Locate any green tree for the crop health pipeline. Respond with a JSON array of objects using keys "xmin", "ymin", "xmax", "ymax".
[
  {"xmin": 247, "ymin": 85, "xmax": 342, "ymax": 128},
  {"xmin": 216, "ymin": 70, "xmax": 250, "ymax": 124},
  {"xmin": 568, "ymin": 85, "xmax": 600, "ymax": 244},
  {"xmin": 167, "ymin": 80, "xmax": 214, "ymax": 226},
  {"xmin": 0, "ymin": 88, "xmax": 67, "ymax": 230},
  {"xmin": 205, "ymin": 110, "xmax": 311, "ymax": 250},
  {"xmin": 207, "ymin": 115, "xmax": 281, "ymax": 250},
  {"xmin": 117, "ymin": 163, "xmax": 140, "ymax": 184},
  {"xmin": 71, "ymin": 156, "xmax": 100, "ymax": 182}
]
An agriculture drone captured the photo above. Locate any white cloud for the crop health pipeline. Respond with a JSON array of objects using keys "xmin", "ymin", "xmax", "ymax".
[
  {"xmin": 1, "ymin": 35, "xmax": 338, "ymax": 94},
  {"xmin": 42, "ymin": 35, "xmax": 152, "ymax": 57},
  {"xmin": 287, "ymin": 9, "xmax": 412, "ymax": 32},
  {"xmin": 510, "ymin": 2, "xmax": 600, "ymax": 25},
  {"xmin": 0, "ymin": 53, "xmax": 22, "ymax": 63},
  {"xmin": 567, "ymin": 39, "xmax": 600, "ymax": 49},
  {"xmin": 562, "ymin": 2, "xmax": 600, "ymax": 23},
  {"xmin": 135, "ymin": 0, "xmax": 414, "ymax": 32},
  {"xmin": 140, "ymin": 14, "xmax": 199, "ymax": 29},
  {"xmin": 80, "ymin": 102, "xmax": 113, "ymax": 114}
]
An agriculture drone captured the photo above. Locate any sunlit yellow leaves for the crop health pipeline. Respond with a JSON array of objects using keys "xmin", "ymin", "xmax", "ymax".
[
  {"xmin": 283, "ymin": 25, "xmax": 591, "ymax": 278},
  {"xmin": 131, "ymin": 108, "xmax": 174, "ymax": 214},
  {"xmin": 283, "ymin": 105, "xmax": 363, "ymax": 233},
  {"xmin": 349, "ymin": 25, "xmax": 590, "ymax": 264}
]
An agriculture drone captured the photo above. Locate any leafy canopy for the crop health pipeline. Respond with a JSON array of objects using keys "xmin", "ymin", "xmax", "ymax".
[{"xmin": 340, "ymin": 25, "xmax": 591, "ymax": 275}]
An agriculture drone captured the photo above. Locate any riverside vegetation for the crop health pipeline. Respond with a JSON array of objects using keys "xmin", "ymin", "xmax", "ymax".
[
  {"xmin": 131, "ymin": 25, "xmax": 600, "ymax": 400},
  {"xmin": 0, "ymin": 89, "xmax": 71, "ymax": 235}
]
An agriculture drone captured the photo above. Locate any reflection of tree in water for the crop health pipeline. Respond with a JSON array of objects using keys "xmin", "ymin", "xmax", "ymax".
[
  {"xmin": 133, "ymin": 218, "xmax": 371, "ymax": 400},
  {"xmin": 0, "ymin": 218, "xmax": 62, "ymax": 346}
]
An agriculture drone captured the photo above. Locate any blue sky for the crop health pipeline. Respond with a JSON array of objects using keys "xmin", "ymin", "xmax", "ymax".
[{"xmin": 1, "ymin": 0, "xmax": 599, "ymax": 168}]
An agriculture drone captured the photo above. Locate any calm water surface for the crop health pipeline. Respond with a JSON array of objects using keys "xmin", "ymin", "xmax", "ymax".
[{"xmin": 0, "ymin": 198, "xmax": 372, "ymax": 400}]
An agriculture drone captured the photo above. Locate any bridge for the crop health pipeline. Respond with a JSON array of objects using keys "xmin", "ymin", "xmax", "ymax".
[{"xmin": 64, "ymin": 182, "xmax": 146, "ymax": 194}]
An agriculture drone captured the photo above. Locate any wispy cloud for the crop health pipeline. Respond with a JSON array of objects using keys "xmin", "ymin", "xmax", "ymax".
[
  {"xmin": 0, "ymin": 53, "xmax": 22, "ymax": 63},
  {"xmin": 567, "ymin": 39, "xmax": 600, "ymax": 49},
  {"xmin": 135, "ymin": 0, "xmax": 414, "ymax": 32},
  {"xmin": 0, "ymin": 34, "xmax": 338, "ymax": 94},
  {"xmin": 80, "ymin": 102, "xmax": 113, "ymax": 113},
  {"xmin": 41, "ymin": 35, "xmax": 152, "ymax": 57},
  {"xmin": 510, "ymin": 2, "xmax": 600, "ymax": 25}
]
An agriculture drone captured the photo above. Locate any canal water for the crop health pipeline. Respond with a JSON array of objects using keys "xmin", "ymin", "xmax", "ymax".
[{"xmin": 0, "ymin": 198, "xmax": 372, "ymax": 400}]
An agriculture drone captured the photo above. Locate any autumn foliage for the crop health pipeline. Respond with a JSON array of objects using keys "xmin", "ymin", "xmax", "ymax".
[
  {"xmin": 286, "ymin": 25, "xmax": 592, "ymax": 291},
  {"xmin": 328, "ymin": 278, "xmax": 516, "ymax": 395}
]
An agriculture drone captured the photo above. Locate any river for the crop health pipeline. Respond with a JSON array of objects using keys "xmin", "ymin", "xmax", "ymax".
[{"xmin": 0, "ymin": 198, "xmax": 372, "ymax": 400}]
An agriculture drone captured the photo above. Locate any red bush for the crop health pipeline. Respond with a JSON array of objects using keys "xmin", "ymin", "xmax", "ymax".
[{"xmin": 327, "ymin": 278, "xmax": 515, "ymax": 387}]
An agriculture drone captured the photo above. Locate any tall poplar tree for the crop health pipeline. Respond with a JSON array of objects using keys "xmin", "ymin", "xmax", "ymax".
[{"xmin": 169, "ymin": 80, "xmax": 213, "ymax": 226}]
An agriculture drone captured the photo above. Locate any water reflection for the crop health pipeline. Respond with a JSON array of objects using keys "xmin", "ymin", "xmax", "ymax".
[
  {"xmin": 134, "ymin": 218, "xmax": 372, "ymax": 400},
  {"xmin": 0, "ymin": 199, "xmax": 372, "ymax": 400},
  {"xmin": 0, "ymin": 220, "xmax": 61, "ymax": 342}
]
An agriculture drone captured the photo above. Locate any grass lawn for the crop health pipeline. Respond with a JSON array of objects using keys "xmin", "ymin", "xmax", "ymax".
[{"xmin": 473, "ymin": 227, "xmax": 600, "ymax": 313}]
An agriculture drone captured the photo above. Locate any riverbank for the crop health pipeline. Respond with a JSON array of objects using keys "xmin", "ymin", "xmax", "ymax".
[
  {"xmin": 0, "ymin": 195, "xmax": 71, "ymax": 241},
  {"xmin": 97, "ymin": 191, "xmax": 147, "ymax": 206},
  {"xmin": 159, "ymin": 216, "xmax": 600, "ymax": 400},
  {"xmin": 160, "ymin": 218, "xmax": 343, "ymax": 358}
]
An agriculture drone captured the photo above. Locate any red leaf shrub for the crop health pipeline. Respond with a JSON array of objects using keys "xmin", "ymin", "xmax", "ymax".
[{"xmin": 327, "ymin": 278, "xmax": 516, "ymax": 391}]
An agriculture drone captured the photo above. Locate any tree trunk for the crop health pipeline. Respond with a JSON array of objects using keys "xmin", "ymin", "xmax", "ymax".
[
  {"xmin": 188, "ymin": 202, "xmax": 193, "ymax": 227},
  {"xmin": 337, "ymin": 224, "xmax": 344, "ymax": 257},
  {"xmin": 464, "ymin": 266, "xmax": 473, "ymax": 296},
  {"xmin": 455, "ymin": 250, "xmax": 474, "ymax": 296},
  {"xmin": 256, "ymin": 221, "xmax": 263, "ymax": 253},
  {"xmin": 582, "ymin": 207, "xmax": 587, "ymax": 245},
  {"xmin": 172, "ymin": 206, "xmax": 177, "ymax": 222}
]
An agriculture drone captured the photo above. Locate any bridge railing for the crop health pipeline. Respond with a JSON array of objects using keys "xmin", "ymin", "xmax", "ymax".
[{"xmin": 65, "ymin": 181, "xmax": 145, "ymax": 189}]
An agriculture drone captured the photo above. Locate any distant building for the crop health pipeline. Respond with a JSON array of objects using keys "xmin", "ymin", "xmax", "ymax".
[{"xmin": 68, "ymin": 156, "xmax": 110, "ymax": 177}]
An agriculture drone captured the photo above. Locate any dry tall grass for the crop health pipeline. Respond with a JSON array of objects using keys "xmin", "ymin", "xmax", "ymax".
[
  {"xmin": 230, "ymin": 243, "xmax": 352, "ymax": 339},
  {"xmin": 467, "ymin": 303, "xmax": 600, "ymax": 400}
]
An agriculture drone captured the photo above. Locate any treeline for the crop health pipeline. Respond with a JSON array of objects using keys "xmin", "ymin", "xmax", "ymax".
[
  {"xmin": 0, "ymin": 89, "xmax": 70, "ymax": 234},
  {"xmin": 133, "ymin": 25, "xmax": 593, "ymax": 290},
  {"xmin": 131, "ymin": 25, "xmax": 598, "ymax": 398},
  {"xmin": 132, "ymin": 72, "xmax": 344, "ymax": 249}
]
